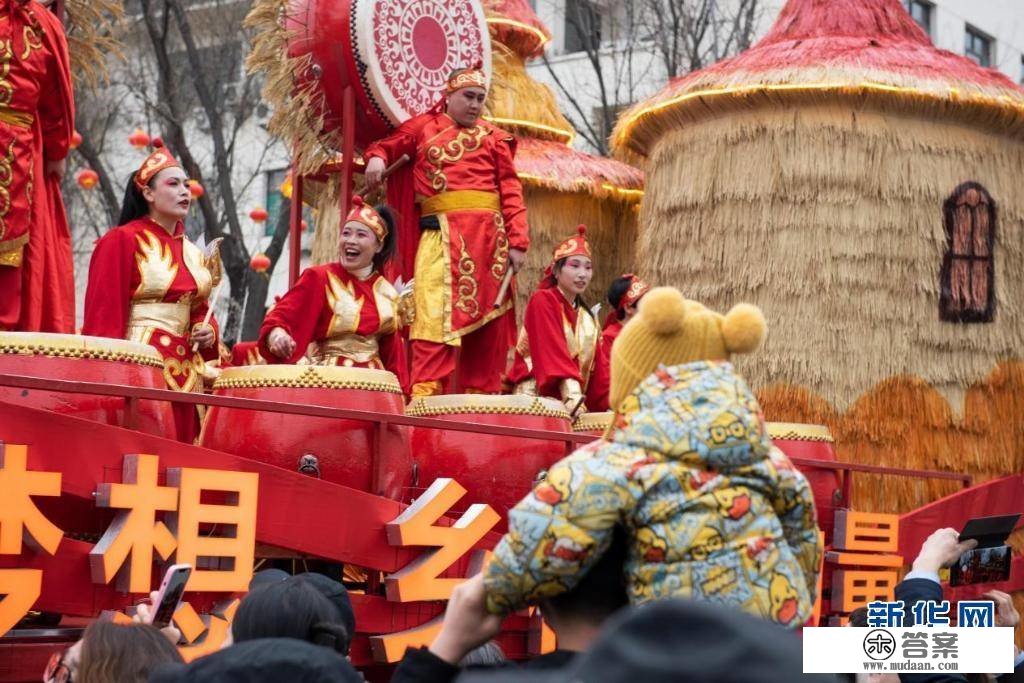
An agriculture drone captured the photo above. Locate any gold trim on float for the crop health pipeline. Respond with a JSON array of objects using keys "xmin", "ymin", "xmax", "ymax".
[
  {"xmin": 766, "ymin": 422, "xmax": 834, "ymax": 443},
  {"xmin": 213, "ymin": 364, "xmax": 403, "ymax": 394},
  {"xmin": 573, "ymin": 411, "xmax": 614, "ymax": 432},
  {"xmin": 0, "ymin": 332, "xmax": 164, "ymax": 367},
  {"xmin": 406, "ymin": 393, "xmax": 570, "ymax": 420}
]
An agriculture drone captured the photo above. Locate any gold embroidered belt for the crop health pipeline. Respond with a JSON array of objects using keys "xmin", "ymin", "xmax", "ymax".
[
  {"xmin": 0, "ymin": 233, "xmax": 29, "ymax": 267},
  {"xmin": 317, "ymin": 334, "xmax": 380, "ymax": 365},
  {"xmin": 127, "ymin": 301, "xmax": 190, "ymax": 340},
  {"xmin": 0, "ymin": 106, "xmax": 34, "ymax": 129},
  {"xmin": 419, "ymin": 190, "xmax": 500, "ymax": 217}
]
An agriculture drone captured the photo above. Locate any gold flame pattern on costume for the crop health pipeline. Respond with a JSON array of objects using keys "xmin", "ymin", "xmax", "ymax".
[
  {"xmin": 133, "ymin": 229, "xmax": 178, "ymax": 301},
  {"xmin": 490, "ymin": 214, "xmax": 509, "ymax": 281},
  {"xmin": 325, "ymin": 271, "xmax": 364, "ymax": 337},
  {"xmin": 19, "ymin": 24, "xmax": 41, "ymax": 60},
  {"xmin": 455, "ymin": 235, "xmax": 479, "ymax": 317},
  {"xmin": 425, "ymin": 125, "xmax": 488, "ymax": 192}
]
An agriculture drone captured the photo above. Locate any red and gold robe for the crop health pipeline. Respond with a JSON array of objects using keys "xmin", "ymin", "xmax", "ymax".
[
  {"xmin": 229, "ymin": 341, "xmax": 265, "ymax": 367},
  {"xmin": 256, "ymin": 264, "xmax": 409, "ymax": 390},
  {"xmin": 505, "ymin": 287, "xmax": 598, "ymax": 405},
  {"xmin": 585, "ymin": 317, "xmax": 622, "ymax": 412},
  {"xmin": 364, "ymin": 112, "xmax": 529, "ymax": 345},
  {"xmin": 82, "ymin": 217, "xmax": 220, "ymax": 442},
  {"xmin": 0, "ymin": 0, "xmax": 75, "ymax": 332}
]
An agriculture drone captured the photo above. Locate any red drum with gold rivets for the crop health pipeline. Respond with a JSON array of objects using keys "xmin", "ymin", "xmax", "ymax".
[
  {"xmin": 407, "ymin": 394, "xmax": 571, "ymax": 527},
  {"xmin": 0, "ymin": 332, "xmax": 176, "ymax": 438},
  {"xmin": 200, "ymin": 365, "xmax": 412, "ymax": 500},
  {"xmin": 768, "ymin": 422, "xmax": 842, "ymax": 538}
]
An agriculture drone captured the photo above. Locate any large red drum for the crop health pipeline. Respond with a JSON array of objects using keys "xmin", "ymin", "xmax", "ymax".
[
  {"xmin": 408, "ymin": 395, "xmax": 571, "ymax": 527},
  {"xmin": 200, "ymin": 365, "xmax": 412, "ymax": 500},
  {"xmin": 0, "ymin": 332, "xmax": 176, "ymax": 439},
  {"xmin": 572, "ymin": 411, "xmax": 614, "ymax": 438},
  {"xmin": 767, "ymin": 422, "xmax": 841, "ymax": 539},
  {"xmin": 285, "ymin": 0, "xmax": 492, "ymax": 149}
]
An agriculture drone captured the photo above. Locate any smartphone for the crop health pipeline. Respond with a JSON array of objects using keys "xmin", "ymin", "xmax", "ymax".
[
  {"xmin": 949, "ymin": 514, "xmax": 1020, "ymax": 587},
  {"xmin": 149, "ymin": 564, "xmax": 192, "ymax": 628}
]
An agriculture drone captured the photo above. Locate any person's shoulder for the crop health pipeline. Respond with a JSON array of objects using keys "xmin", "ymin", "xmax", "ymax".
[
  {"xmin": 95, "ymin": 220, "xmax": 145, "ymax": 246},
  {"xmin": 371, "ymin": 273, "xmax": 400, "ymax": 298},
  {"xmin": 479, "ymin": 119, "xmax": 514, "ymax": 141}
]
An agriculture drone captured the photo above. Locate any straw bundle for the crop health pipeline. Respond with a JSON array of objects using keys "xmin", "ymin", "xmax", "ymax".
[{"xmin": 63, "ymin": 0, "xmax": 124, "ymax": 90}]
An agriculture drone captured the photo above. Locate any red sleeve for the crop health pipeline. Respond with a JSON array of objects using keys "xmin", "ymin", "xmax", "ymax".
[
  {"xmin": 363, "ymin": 120, "xmax": 419, "ymax": 165},
  {"xmin": 586, "ymin": 332, "xmax": 612, "ymax": 412},
  {"xmin": 525, "ymin": 290, "xmax": 581, "ymax": 397},
  {"xmin": 378, "ymin": 330, "xmax": 409, "ymax": 396},
  {"xmin": 81, "ymin": 228, "xmax": 134, "ymax": 339},
  {"xmin": 493, "ymin": 136, "xmax": 529, "ymax": 251},
  {"xmin": 257, "ymin": 267, "xmax": 325, "ymax": 363},
  {"xmin": 35, "ymin": 8, "xmax": 74, "ymax": 161}
]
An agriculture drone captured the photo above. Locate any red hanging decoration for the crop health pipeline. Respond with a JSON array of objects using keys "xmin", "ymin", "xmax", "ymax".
[
  {"xmin": 70, "ymin": 131, "xmax": 83, "ymax": 150},
  {"xmin": 75, "ymin": 168, "xmax": 99, "ymax": 189},
  {"xmin": 250, "ymin": 252, "xmax": 271, "ymax": 273},
  {"xmin": 249, "ymin": 207, "xmax": 269, "ymax": 222},
  {"xmin": 128, "ymin": 128, "xmax": 151, "ymax": 149},
  {"xmin": 188, "ymin": 181, "xmax": 205, "ymax": 199}
]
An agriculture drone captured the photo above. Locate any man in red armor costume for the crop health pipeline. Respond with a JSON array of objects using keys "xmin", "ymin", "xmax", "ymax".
[
  {"xmin": 364, "ymin": 63, "xmax": 529, "ymax": 397},
  {"xmin": 0, "ymin": 0, "xmax": 75, "ymax": 332}
]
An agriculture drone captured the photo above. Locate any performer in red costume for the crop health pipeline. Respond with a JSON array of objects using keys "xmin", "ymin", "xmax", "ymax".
[
  {"xmin": 364, "ymin": 63, "xmax": 529, "ymax": 397},
  {"xmin": 505, "ymin": 225, "xmax": 598, "ymax": 415},
  {"xmin": 0, "ymin": 0, "xmax": 75, "ymax": 332},
  {"xmin": 257, "ymin": 197, "xmax": 410, "ymax": 390},
  {"xmin": 586, "ymin": 273, "xmax": 650, "ymax": 411},
  {"xmin": 82, "ymin": 147, "xmax": 221, "ymax": 442}
]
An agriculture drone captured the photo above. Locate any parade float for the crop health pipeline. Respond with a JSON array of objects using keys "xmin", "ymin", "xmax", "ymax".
[
  {"xmin": 0, "ymin": 0, "xmax": 1022, "ymax": 680},
  {"xmin": 612, "ymin": 0, "xmax": 1024, "ymax": 516}
]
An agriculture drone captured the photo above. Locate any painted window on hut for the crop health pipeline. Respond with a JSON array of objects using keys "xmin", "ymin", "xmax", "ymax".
[{"xmin": 939, "ymin": 182, "xmax": 995, "ymax": 323}]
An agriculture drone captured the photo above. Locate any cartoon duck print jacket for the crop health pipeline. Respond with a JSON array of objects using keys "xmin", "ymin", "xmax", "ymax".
[{"xmin": 483, "ymin": 360, "xmax": 822, "ymax": 627}]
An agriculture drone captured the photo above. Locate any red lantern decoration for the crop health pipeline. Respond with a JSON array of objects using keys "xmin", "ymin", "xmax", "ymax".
[
  {"xmin": 301, "ymin": 219, "xmax": 308, "ymax": 231},
  {"xmin": 128, "ymin": 128, "xmax": 151, "ymax": 149},
  {"xmin": 189, "ymin": 181, "xmax": 205, "ymax": 199},
  {"xmin": 151, "ymin": 136, "xmax": 165, "ymax": 148},
  {"xmin": 249, "ymin": 207, "xmax": 269, "ymax": 222},
  {"xmin": 75, "ymin": 168, "xmax": 99, "ymax": 190},
  {"xmin": 70, "ymin": 131, "xmax": 83, "ymax": 150},
  {"xmin": 250, "ymin": 252, "xmax": 271, "ymax": 273}
]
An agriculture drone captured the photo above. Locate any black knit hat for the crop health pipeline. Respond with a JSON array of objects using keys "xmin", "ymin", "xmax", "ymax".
[{"xmin": 149, "ymin": 638, "xmax": 362, "ymax": 682}]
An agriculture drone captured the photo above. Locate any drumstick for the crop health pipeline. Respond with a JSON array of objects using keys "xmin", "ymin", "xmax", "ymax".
[
  {"xmin": 569, "ymin": 394, "xmax": 587, "ymax": 420},
  {"xmin": 492, "ymin": 267, "xmax": 514, "ymax": 309},
  {"xmin": 354, "ymin": 153, "xmax": 410, "ymax": 197},
  {"xmin": 191, "ymin": 280, "xmax": 224, "ymax": 353}
]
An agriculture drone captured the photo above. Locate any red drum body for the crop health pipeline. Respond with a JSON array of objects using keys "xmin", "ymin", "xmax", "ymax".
[
  {"xmin": 0, "ymin": 332, "xmax": 176, "ymax": 439},
  {"xmin": 408, "ymin": 395, "xmax": 571, "ymax": 526},
  {"xmin": 285, "ymin": 0, "xmax": 492, "ymax": 149},
  {"xmin": 572, "ymin": 411, "xmax": 614, "ymax": 438},
  {"xmin": 200, "ymin": 366, "xmax": 412, "ymax": 500},
  {"xmin": 768, "ymin": 422, "xmax": 841, "ymax": 539}
]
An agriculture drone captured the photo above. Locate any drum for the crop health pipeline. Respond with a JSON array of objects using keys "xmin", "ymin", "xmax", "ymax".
[
  {"xmin": 767, "ymin": 422, "xmax": 842, "ymax": 539},
  {"xmin": 572, "ymin": 411, "xmax": 614, "ymax": 438},
  {"xmin": 200, "ymin": 365, "xmax": 412, "ymax": 500},
  {"xmin": 284, "ymin": 0, "xmax": 492, "ymax": 149},
  {"xmin": 0, "ymin": 332, "xmax": 176, "ymax": 439},
  {"xmin": 407, "ymin": 394, "xmax": 571, "ymax": 527}
]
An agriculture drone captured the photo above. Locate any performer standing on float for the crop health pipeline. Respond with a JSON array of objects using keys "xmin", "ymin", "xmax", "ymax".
[
  {"xmin": 586, "ymin": 274, "xmax": 650, "ymax": 412},
  {"xmin": 0, "ymin": 0, "xmax": 75, "ymax": 332},
  {"xmin": 257, "ymin": 197, "xmax": 410, "ymax": 389},
  {"xmin": 505, "ymin": 225, "xmax": 598, "ymax": 415},
  {"xmin": 363, "ymin": 63, "xmax": 529, "ymax": 397},
  {"xmin": 82, "ymin": 147, "xmax": 220, "ymax": 442}
]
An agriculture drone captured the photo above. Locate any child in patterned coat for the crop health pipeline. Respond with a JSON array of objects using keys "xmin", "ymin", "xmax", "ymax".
[{"xmin": 483, "ymin": 287, "xmax": 822, "ymax": 627}]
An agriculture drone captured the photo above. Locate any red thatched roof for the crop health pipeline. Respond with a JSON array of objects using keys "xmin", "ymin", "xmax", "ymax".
[
  {"xmin": 614, "ymin": 0, "xmax": 1024, "ymax": 156},
  {"xmin": 515, "ymin": 137, "xmax": 644, "ymax": 200},
  {"xmin": 483, "ymin": 0, "xmax": 550, "ymax": 59}
]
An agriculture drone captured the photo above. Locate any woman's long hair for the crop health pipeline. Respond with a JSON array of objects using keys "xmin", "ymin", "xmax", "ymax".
[
  {"xmin": 117, "ymin": 173, "xmax": 150, "ymax": 227},
  {"xmin": 77, "ymin": 621, "xmax": 183, "ymax": 683},
  {"xmin": 372, "ymin": 203, "xmax": 398, "ymax": 272},
  {"xmin": 232, "ymin": 576, "xmax": 351, "ymax": 655},
  {"xmin": 606, "ymin": 275, "xmax": 635, "ymax": 321}
]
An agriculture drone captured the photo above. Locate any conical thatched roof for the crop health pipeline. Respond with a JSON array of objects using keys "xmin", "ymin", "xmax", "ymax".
[
  {"xmin": 613, "ymin": 0, "xmax": 1024, "ymax": 157},
  {"xmin": 485, "ymin": 0, "xmax": 550, "ymax": 59}
]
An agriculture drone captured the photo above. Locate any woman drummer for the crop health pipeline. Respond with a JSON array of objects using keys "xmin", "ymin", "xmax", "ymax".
[
  {"xmin": 257, "ymin": 197, "xmax": 409, "ymax": 390},
  {"xmin": 505, "ymin": 225, "xmax": 598, "ymax": 415},
  {"xmin": 82, "ymin": 146, "xmax": 220, "ymax": 442},
  {"xmin": 585, "ymin": 273, "xmax": 651, "ymax": 412}
]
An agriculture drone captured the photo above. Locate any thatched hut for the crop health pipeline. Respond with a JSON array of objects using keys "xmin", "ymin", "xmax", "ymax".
[
  {"xmin": 612, "ymin": 0, "xmax": 1024, "ymax": 514},
  {"xmin": 483, "ymin": 0, "xmax": 643, "ymax": 313}
]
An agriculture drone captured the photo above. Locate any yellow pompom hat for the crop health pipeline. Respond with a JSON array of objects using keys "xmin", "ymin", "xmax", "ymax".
[{"xmin": 609, "ymin": 287, "xmax": 767, "ymax": 410}]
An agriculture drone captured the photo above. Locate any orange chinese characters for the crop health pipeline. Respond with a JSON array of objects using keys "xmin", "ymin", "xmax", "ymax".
[
  {"xmin": 90, "ymin": 454, "xmax": 258, "ymax": 594},
  {"xmin": 827, "ymin": 510, "xmax": 902, "ymax": 623}
]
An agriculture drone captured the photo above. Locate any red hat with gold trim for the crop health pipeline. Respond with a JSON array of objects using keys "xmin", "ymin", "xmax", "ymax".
[
  {"xmin": 541, "ymin": 224, "xmax": 592, "ymax": 288},
  {"xmin": 446, "ymin": 61, "xmax": 487, "ymax": 94},
  {"xmin": 344, "ymin": 195, "xmax": 388, "ymax": 241},
  {"xmin": 134, "ymin": 145, "xmax": 182, "ymax": 191},
  {"xmin": 619, "ymin": 273, "xmax": 651, "ymax": 310}
]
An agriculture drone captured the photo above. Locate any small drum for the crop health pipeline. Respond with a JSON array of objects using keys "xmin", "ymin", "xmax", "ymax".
[
  {"xmin": 408, "ymin": 394, "xmax": 571, "ymax": 527},
  {"xmin": 0, "ymin": 332, "xmax": 176, "ymax": 439},
  {"xmin": 572, "ymin": 411, "xmax": 614, "ymax": 438},
  {"xmin": 767, "ymin": 422, "xmax": 841, "ymax": 539},
  {"xmin": 285, "ymin": 0, "xmax": 491, "ymax": 148},
  {"xmin": 200, "ymin": 365, "xmax": 412, "ymax": 500}
]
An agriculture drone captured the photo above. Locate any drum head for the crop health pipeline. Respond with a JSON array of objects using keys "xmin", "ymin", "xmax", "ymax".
[{"xmin": 353, "ymin": 0, "xmax": 492, "ymax": 126}]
